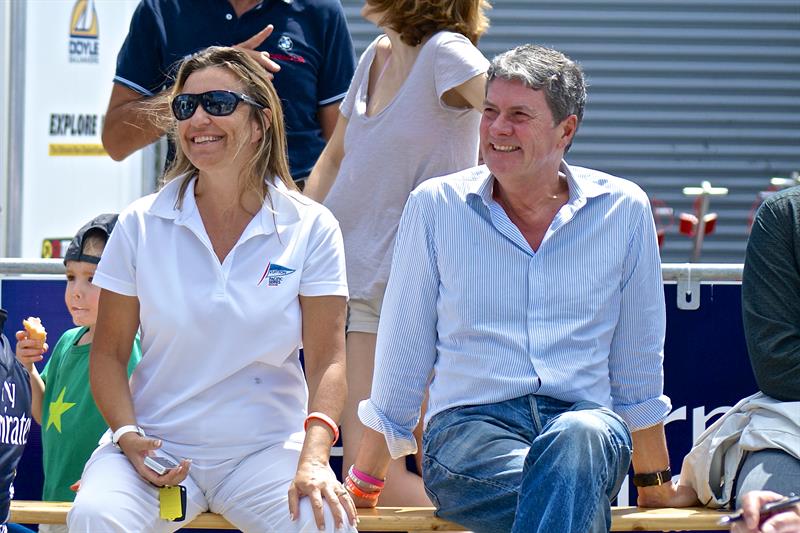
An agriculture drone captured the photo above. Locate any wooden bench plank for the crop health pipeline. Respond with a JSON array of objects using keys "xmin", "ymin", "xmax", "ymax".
[
  {"xmin": 610, "ymin": 506, "xmax": 726, "ymax": 531},
  {"xmin": 9, "ymin": 500, "xmax": 728, "ymax": 531}
]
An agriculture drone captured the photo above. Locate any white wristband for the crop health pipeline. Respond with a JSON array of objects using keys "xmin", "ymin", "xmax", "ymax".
[{"xmin": 112, "ymin": 425, "xmax": 145, "ymax": 448}]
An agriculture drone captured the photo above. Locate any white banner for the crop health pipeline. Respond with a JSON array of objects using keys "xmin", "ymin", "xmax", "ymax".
[{"xmin": 21, "ymin": 0, "xmax": 143, "ymax": 258}]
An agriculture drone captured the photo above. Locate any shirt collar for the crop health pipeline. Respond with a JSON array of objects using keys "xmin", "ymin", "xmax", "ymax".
[
  {"xmin": 467, "ymin": 160, "xmax": 610, "ymax": 209},
  {"xmin": 148, "ymin": 174, "xmax": 301, "ymax": 237},
  {"xmin": 561, "ymin": 161, "xmax": 608, "ymax": 204}
]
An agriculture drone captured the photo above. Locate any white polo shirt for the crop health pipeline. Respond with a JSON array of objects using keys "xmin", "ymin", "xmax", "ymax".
[{"xmin": 94, "ymin": 175, "xmax": 348, "ymax": 460}]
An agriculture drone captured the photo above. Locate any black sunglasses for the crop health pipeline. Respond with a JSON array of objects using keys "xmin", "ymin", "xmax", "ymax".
[{"xmin": 171, "ymin": 90, "xmax": 265, "ymax": 121}]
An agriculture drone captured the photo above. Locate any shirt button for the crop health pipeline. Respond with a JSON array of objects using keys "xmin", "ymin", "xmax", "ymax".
[{"xmin": 225, "ymin": 13, "xmax": 233, "ymax": 20}]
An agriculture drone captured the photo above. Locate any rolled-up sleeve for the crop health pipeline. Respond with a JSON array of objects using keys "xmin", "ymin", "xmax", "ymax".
[
  {"xmin": 358, "ymin": 192, "xmax": 440, "ymax": 458},
  {"xmin": 608, "ymin": 202, "xmax": 671, "ymax": 430}
]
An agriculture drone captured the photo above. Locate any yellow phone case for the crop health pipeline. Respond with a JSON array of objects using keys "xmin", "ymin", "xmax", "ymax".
[{"xmin": 159, "ymin": 485, "xmax": 186, "ymax": 521}]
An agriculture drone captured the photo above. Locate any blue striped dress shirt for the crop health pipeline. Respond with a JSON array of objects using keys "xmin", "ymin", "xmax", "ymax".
[{"xmin": 359, "ymin": 163, "xmax": 672, "ymax": 458}]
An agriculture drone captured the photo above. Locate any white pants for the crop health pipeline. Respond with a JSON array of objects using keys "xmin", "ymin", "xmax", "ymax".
[{"xmin": 67, "ymin": 442, "xmax": 356, "ymax": 533}]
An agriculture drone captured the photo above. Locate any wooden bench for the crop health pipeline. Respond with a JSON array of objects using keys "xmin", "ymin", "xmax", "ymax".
[{"xmin": 10, "ymin": 500, "xmax": 728, "ymax": 531}]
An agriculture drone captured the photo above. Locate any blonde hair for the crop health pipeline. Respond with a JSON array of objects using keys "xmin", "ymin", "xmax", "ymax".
[
  {"xmin": 156, "ymin": 46, "xmax": 297, "ymax": 210},
  {"xmin": 366, "ymin": 0, "xmax": 490, "ymax": 46}
]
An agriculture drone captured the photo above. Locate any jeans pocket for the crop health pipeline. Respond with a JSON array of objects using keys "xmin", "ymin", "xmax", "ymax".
[{"xmin": 422, "ymin": 404, "xmax": 467, "ymax": 455}]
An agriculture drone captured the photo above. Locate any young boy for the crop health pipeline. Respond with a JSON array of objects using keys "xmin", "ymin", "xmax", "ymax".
[{"xmin": 15, "ymin": 214, "xmax": 141, "ymax": 533}]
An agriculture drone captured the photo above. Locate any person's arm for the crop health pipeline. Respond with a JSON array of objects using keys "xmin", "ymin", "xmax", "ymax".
[
  {"xmin": 632, "ymin": 423, "xmax": 698, "ymax": 507},
  {"xmin": 287, "ymin": 294, "xmax": 356, "ymax": 530},
  {"xmin": 350, "ymin": 192, "xmax": 440, "ymax": 506},
  {"xmin": 90, "ymin": 290, "xmax": 139, "ymax": 433},
  {"xmin": 318, "ymin": 102, "xmax": 340, "ymax": 141},
  {"xmin": 441, "ymin": 73, "xmax": 487, "ymax": 110},
  {"xmin": 102, "ymin": 84, "xmax": 169, "ymax": 161},
  {"xmin": 303, "ymin": 113, "xmax": 348, "ymax": 202},
  {"xmin": 90, "ymin": 289, "xmax": 189, "ymax": 486},
  {"xmin": 742, "ymin": 196, "xmax": 800, "ymax": 401},
  {"xmin": 102, "ymin": 0, "xmax": 170, "ymax": 161},
  {"xmin": 14, "ymin": 330, "xmax": 46, "ymax": 424},
  {"xmin": 606, "ymin": 201, "xmax": 694, "ymax": 506},
  {"xmin": 349, "ymin": 428, "xmax": 393, "ymax": 507},
  {"xmin": 434, "ymin": 34, "xmax": 489, "ymax": 111}
]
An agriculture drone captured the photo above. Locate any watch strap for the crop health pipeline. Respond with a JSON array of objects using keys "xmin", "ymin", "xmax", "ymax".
[
  {"xmin": 112, "ymin": 425, "xmax": 145, "ymax": 447},
  {"xmin": 633, "ymin": 467, "xmax": 672, "ymax": 487}
]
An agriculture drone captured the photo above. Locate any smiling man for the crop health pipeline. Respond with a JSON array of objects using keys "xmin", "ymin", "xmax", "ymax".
[{"xmin": 349, "ymin": 45, "xmax": 695, "ymax": 532}]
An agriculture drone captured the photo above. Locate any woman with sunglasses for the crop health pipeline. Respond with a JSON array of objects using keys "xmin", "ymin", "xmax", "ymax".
[
  {"xmin": 68, "ymin": 47, "xmax": 356, "ymax": 533},
  {"xmin": 304, "ymin": 0, "xmax": 490, "ymax": 507}
]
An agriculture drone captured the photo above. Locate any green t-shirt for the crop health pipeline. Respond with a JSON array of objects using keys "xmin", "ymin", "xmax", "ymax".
[{"xmin": 40, "ymin": 326, "xmax": 141, "ymax": 501}]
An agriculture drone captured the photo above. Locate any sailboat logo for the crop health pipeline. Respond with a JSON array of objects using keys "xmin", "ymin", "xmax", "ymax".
[
  {"xmin": 70, "ymin": 0, "xmax": 99, "ymax": 39},
  {"xmin": 257, "ymin": 262, "xmax": 296, "ymax": 287},
  {"xmin": 69, "ymin": 0, "xmax": 99, "ymax": 63}
]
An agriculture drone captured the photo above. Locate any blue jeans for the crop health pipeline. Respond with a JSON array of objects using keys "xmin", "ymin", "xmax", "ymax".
[{"xmin": 422, "ymin": 395, "xmax": 632, "ymax": 533}]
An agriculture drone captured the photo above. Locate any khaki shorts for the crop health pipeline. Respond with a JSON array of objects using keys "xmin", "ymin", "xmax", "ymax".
[{"xmin": 346, "ymin": 289, "xmax": 385, "ymax": 334}]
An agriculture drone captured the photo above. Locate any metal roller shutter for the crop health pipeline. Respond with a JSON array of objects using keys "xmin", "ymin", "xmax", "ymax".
[{"xmin": 340, "ymin": 0, "xmax": 800, "ymax": 262}]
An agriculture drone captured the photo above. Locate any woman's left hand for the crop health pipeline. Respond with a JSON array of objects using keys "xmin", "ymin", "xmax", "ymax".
[{"xmin": 288, "ymin": 458, "xmax": 357, "ymax": 530}]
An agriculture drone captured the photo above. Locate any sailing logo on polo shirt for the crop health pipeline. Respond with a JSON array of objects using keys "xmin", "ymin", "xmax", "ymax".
[
  {"xmin": 278, "ymin": 35, "xmax": 293, "ymax": 52},
  {"xmin": 271, "ymin": 33, "xmax": 305, "ymax": 64},
  {"xmin": 257, "ymin": 262, "xmax": 296, "ymax": 287}
]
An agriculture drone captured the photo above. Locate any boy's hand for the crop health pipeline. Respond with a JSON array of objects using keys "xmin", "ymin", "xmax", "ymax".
[{"xmin": 15, "ymin": 330, "xmax": 48, "ymax": 372}]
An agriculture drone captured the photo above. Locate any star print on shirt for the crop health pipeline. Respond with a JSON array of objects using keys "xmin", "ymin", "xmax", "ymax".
[{"xmin": 46, "ymin": 387, "xmax": 76, "ymax": 433}]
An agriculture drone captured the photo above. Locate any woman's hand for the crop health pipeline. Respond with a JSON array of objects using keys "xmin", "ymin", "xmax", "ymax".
[
  {"xmin": 731, "ymin": 491, "xmax": 800, "ymax": 533},
  {"xmin": 288, "ymin": 458, "xmax": 357, "ymax": 530},
  {"xmin": 117, "ymin": 432, "xmax": 191, "ymax": 487}
]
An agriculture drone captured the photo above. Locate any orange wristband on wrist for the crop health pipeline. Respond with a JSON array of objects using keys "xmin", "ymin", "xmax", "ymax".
[
  {"xmin": 304, "ymin": 411, "xmax": 340, "ymax": 444},
  {"xmin": 345, "ymin": 475, "xmax": 380, "ymax": 502}
]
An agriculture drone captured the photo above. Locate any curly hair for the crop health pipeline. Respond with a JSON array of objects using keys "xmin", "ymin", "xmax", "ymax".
[{"xmin": 366, "ymin": 0, "xmax": 491, "ymax": 46}]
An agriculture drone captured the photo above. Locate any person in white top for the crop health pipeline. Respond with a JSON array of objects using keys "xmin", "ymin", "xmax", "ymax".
[
  {"xmin": 304, "ymin": 0, "xmax": 490, "ymax": 506},
  {"xmin": 68, "ymin": 47, "xmax": 356, "ymax": 533}
]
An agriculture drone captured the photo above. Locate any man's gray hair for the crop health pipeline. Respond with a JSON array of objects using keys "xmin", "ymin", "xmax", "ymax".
[{"xmin": 487, "ymin": 44, "xmax": 586, "ymax": 127}]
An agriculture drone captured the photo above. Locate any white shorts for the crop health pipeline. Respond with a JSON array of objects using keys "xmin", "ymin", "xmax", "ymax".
[
  {"xmin": 346, "ymin": 288, "xmax": 385, "ymax": 335},
  {"xmin": 67, "ymin": 441, "xmax": 356, "ymax": 533}
]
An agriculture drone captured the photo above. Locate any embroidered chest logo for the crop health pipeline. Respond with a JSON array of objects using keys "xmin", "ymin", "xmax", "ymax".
[
  {"xmin": 258, "ymin": 262, "xmax": 296, "ymax": 287},
  {"xmin": 271, "ymin": 33, "xmax": 305, "ymax": 63},
  {"xmin": 277, "ymin": 34, "xmax": 293, "ymax": 52}
]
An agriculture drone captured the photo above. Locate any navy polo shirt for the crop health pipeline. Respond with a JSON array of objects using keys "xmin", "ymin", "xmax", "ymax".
[
  {"xmin": 114, "ymin": 0, "xmax": 356, "ymax": 179},
  {"xmin": 0, "ymin": 325, "xmax": 33, "ymax": 526}
]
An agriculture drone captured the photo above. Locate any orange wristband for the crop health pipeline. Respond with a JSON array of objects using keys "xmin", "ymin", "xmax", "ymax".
[
  {"xmin": 345, "ymin": 475, "xmax": 380, "ymax": 502},
  {"xmin": 304, "ymin": 411, "xmax": 340, "ymax": 443}
]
